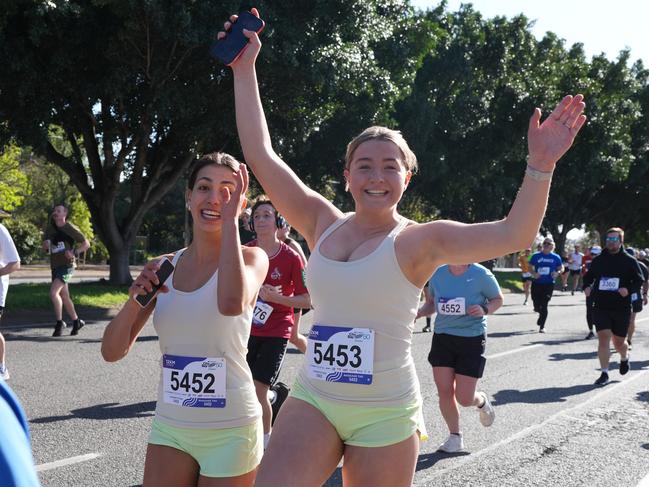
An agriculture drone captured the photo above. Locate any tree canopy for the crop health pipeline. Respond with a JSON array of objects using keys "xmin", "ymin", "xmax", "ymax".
[{"xmin": 1, "ymin": 0, "xmax": 648, "ymax": 273}]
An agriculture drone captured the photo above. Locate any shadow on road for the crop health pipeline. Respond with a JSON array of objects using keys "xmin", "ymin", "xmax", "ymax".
[
  {"xmin": 30, "ymin": 401, "xmax": 155, "ymax": 424},
  {"xmin": 416, "ymin": 450, "xmax": 471, "ymax": 472},
  {"xmin": 493, "ymin": 384, "xmax": 598, "ymax": 405},
  {"xmin": 548, "ymin": 351, "xmax": 597, "ymax": 361},
  {"xmin": 488, "ymin": 330, "xmax": 536, "ymax": 338},
  {"xmin": 637, "ymin": 391, "xmax": 649, "ymax": 403}
]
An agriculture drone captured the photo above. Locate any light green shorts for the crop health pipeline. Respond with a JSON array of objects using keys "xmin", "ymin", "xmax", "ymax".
[
  {"xmin": 148, "ymin": 418, "xmax": 263, "ymax": 478},
  {"xmin": 290, "ymin": 380, "xmax": 427, "ymax": 448}
]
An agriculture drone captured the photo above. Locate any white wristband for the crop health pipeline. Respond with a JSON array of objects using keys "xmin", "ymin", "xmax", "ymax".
[{"xmin": 525, "ymin": 164, "xmax": 553, "ymax": 181}]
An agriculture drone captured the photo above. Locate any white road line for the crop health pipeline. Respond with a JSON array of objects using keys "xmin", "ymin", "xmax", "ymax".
[
  {"xmin": 35, "ymin": 453, "xmax": 102, "ymax": 472},
  {"xmin": 427, "ymin": 368, "xmax": 649, "ymax": 479},
  {"xmin": 636, "ymin": 317, "xmax": 649, "ymax": 324},
  {"xmin": 637, "ymin": 471, "xmax": 649, "ymax": 487},
  {"xmin": 486, "ymin": 344, "xmax": 542, "ymax": 360}
]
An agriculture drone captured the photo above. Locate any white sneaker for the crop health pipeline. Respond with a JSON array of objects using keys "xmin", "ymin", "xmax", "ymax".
[
  {"xmin": 0, "ymin": 364, "xmax": 9, "ymax": 381},
  {"xmin": 437, "ymin": 433, "xmax": 464, "ymax": 453},
  {"xmin": 477, "ymin": 392, "xmax": 495, "ymax": 427}
]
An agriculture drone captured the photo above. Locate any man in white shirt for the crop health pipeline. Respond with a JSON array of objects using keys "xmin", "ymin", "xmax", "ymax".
[
  {"xmin": 0, "ymin": 222, "xmax": 21, "ymax": 380},
  {"xmin": 568, "ymin": 244, "xmax": 584, "ymax": 295}
]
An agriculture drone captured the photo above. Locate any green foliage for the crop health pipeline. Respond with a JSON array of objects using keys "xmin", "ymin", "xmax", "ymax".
[
  {"xmin": 6, "ymin": 282, "xmax": 128, "ymax": 310},
  {"xmin": 493, "ymin": 271, "xmax": 524, "ymax": 293},
  {"xmin": 2, "ymin": 218, "xmax": 42, "ymax": 264},
  {"xmin": 1, "ymin": 0, "xmax": 649, "ymax": 264},
  {"xmin": 0, "ymin": 144, "xmax": 31, "ymax": 211}
]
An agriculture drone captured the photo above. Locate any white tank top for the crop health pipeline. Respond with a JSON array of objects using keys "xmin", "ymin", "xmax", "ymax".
[
  {"xmin": 298, "ymin": 215, "xmax": 423, "ymax": 406},
  {"xmin": 153, "ymin": 249, "xmax": 261, "ymax": 428}
]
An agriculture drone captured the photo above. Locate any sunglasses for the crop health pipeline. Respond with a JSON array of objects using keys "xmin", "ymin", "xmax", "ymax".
[{"xmin": 606, "ymin": 236, "xmax": 620, "ymax": 242}]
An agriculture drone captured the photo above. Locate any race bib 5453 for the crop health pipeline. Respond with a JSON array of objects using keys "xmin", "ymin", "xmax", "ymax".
[{"xmin": 307, "ymin": 325, "xmax": 374, "ymax": 385}]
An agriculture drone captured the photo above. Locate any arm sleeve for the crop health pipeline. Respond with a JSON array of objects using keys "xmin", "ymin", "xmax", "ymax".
[{"xmin": 629, "ymin": 260, "xmax": 644, "ymax": 290}]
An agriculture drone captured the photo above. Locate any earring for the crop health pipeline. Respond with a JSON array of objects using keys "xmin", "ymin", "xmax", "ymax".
[{"xmin": 186, "ymin": 203, "xmax": 191, "ymax": 211}]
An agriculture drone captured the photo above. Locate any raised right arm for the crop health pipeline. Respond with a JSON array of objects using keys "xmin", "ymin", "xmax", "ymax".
[{"xmin": 224, "ymin": 11, "xmax": 343, "ymax": 247}]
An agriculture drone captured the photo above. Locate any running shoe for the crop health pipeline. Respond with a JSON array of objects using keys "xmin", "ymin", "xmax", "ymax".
[
  {"xmin": 477, "ymin": 392, "xmax": 495, "ymax": 427},
  {"xmin": 585, "ymin": 331, "xmax": 595, "ymax": 340},
  {"xmin": 620, "ymin": 358, "xmax": 630, "ymax": 375},
  {"xmin": 0, "ymin": 364, "xmax": 9, "ymax": 381},
  {"xmin": 523, "ymin": 299, "xmax": 528, "ymax": 306},
  {"xmin": 437, "ymin": 433, "xmax": 464, "ymax": 453},
  {"xmin": 539, "ymin": 328, "xmax": 545, "ymax": 333},
  {"xmin": 422, "ymin": 324, "xmax": 431, "ymax": 333},
  {"xmin": 627, "ymin": 339, "xmax": 632, "ymax": 350},
  {"xmin": 52, "ymin": 321, "xmax": 67, "ymax": 337},
  {"xmin": 594, "ymin": 372, "xmax": 609, "ymax": 386},
  {"xmin": 71, "ymin": 319, "xmax": 85, "ymax": 336}
]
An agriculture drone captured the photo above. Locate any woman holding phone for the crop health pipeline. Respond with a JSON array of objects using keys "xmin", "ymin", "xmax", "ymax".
[
  {"xmin": 220, "ymin": 9, "xmax": 586, "ymax": 486},
  {"xmin": 101, "ymin": 153, "xmax": 268, "ymax": 487}
]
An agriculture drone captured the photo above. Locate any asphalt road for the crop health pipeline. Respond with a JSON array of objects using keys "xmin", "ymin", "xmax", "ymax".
[{"xmin": 3, "ymin": 291, "xmax": 649, "ymax": 486}]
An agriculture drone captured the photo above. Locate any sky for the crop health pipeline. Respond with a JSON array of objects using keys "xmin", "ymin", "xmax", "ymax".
[{"xmin": 411, "ymin": 0, "xmax": 648, "ymax": 66}]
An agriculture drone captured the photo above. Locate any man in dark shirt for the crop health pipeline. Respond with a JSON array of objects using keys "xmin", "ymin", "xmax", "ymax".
[
  {"xmin": 583, "ymin": 227, "xmax": 644, "ymax": 386},
  {"xmin": 43, "ymin": 204, "xmax": 90, "ymax": 337}
]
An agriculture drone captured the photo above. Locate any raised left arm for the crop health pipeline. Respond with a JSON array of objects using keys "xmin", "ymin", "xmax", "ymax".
[{"xmin": 402, "ymin": 95, "xmax": 586, "ymax": 285}]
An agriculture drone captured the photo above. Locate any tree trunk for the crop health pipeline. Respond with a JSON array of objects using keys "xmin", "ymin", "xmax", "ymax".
[{"xmin": 108, "ymin": 245, "xmax": 133, "ymax": 285}]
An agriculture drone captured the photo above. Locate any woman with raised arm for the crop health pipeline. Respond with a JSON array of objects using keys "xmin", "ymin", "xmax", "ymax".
[
  {"xmin": 101, "ymin": 153, "xmax": 268, "ymax": 487},
  {"xmin": 220, "ymin": 9, "xmax": 586, "ymax": 486}
]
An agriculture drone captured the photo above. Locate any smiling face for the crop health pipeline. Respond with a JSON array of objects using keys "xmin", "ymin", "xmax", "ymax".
[
  {"xmin": 186, "ymin": 164, "xmax": 238, "ymax": 234},
  {"xmin": 344, "ymin": 140, "xmax": 411, "ymax": 212}
]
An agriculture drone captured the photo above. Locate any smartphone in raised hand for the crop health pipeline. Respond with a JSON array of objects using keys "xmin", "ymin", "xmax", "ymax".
[
  {"xmin": 210, "ymin": 10, "xmax": 265, "ymax": 66},
  {"xmin": 135, "ymin": 258, "xmax": 175, "ymax": 308}
]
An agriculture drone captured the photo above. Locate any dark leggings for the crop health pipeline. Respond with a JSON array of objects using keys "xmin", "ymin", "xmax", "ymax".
[
  {"xmin": 586, "ymin": 294, "xmax": 594, "ymax": 331},
  {"xmin": 531, "ymin": 282, "xmax": 554, "ymax": 328}
]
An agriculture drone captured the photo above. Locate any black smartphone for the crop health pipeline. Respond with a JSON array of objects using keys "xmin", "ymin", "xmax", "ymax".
[
  {"xmin": 135, "ymin": 258, "xmax": 175, "ymax": 308},
  {"xmin": 210, "ymin": 10, "xmax": 265, "ymax": 66}
]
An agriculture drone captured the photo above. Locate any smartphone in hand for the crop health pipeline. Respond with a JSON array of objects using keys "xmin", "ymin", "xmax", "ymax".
[
  {"xmin": 135, "ymin": 258, "xmax": 175, "ymax": 308},
  {"xmin": 210, "ymin": 10, "xmax": 265, "ymax": 66}
]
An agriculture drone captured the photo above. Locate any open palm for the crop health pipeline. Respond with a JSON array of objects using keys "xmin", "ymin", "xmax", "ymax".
[{"xmin": 527, "ymin": 94, "xmax": 586, "ymax": 171}]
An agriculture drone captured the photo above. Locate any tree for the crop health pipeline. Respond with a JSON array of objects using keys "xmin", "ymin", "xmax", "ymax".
[
  {"xmin": 0, "ymin": 0, "xmax": 432, "ymax": 283},
  {"xmin": 0, "ymin": 144, "xmax": 31, "ymax": 212}
]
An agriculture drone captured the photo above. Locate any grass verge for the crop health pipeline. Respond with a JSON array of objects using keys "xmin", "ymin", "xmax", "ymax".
[
  {"xmin": 493, "ymin": 270, "xmax": 524, "ymax": 293},
  {"xmin": 6, "ymin": 282, "xmax": 129, "ymax": 310}
]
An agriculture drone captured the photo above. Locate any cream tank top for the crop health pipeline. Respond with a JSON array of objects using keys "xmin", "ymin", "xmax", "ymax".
[
  {"xmin": 298, "ymin": 215, "xmax": 423, "ymax": 406},
  {"xmin": 153, "ymin": 249, "xmax": 261, "ymax": 428}
]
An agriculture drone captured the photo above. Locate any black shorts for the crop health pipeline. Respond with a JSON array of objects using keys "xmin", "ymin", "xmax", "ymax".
[
  {"xmin": 521, "ymin": 274, "xmax": 533, "ymax": 282},
  {"xmin": 428, "ymin": 333, "xmax": 486, "ymax": 379},
  {"xmin": 0, "ymin": 305, "xmax": 4, "ymax": 320},
  {"xmin": 593, "ymin": 308, "xmax": 631, "ymax": 338},
  {"xmin": 569, "ymin": 269, "xmax": 581, "ymax": 276},
  {"xmin": 246, "ymin": 335, "xmax": 288, "ymax": 386},
  {"xmin": 632, "ymin": 297, "xmax": 643, "ymax": 314}
]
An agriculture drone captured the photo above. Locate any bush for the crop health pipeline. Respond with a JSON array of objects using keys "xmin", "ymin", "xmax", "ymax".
[{"xmin": 3, "ymin": 218, "xmax": 42, "ymax": 264}]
